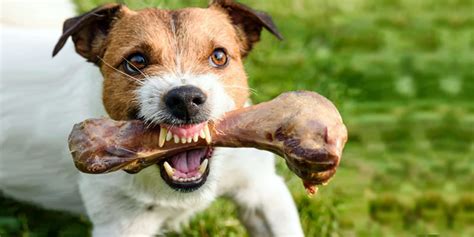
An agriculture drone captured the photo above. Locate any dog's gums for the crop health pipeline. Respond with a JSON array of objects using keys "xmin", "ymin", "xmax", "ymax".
[
  {"xmin": 69, "ymin": 91, "xmax": 348, "ymax": 193},
  {"xmin": 159, "ymin": 122, "xmax": 212, "ymax": 146}
]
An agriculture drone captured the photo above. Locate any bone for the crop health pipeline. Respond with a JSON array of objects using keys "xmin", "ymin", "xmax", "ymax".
[{"xmin": 68, "ymin": 91, "xmax": 348, "ymax": 191}]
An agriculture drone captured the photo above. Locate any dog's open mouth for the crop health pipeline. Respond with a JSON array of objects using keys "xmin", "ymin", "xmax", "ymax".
[{"xmin": 157, "ymin": 122, "xmax": 213, "ymax": 192}]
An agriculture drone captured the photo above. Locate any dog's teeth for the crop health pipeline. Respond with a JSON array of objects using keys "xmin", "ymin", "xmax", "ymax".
[
  {"xmin": 181, "ymin": 137, "xmax": 186, "ymax": 144},
  {"xmin": 204, "ymin": 124, "xmax": 212, "ymax": 144},
  {"xmin": 187, "ymin": 137, "xmax": 192, "ymax": 143},
  {"xmin": 199, "ymin": 159, "xmax": 208, "ymax": 174},
  {"xmin": 199, "ymin": 129, "xmax": 206, "ymax": 139},
  {"xmin": 174, "ymin": 135, "xmax": 179, "ymax": 143},
  {"xmin": 166, "ymin": 131, "xmax": 173, "ymax": 141},
  {"xmin": 163, "ymin": 161, "xmax": 174, "ymax": 178},
  {"xmin": 159, "ymin": 127, "xmax": 167, "ymax": 147},
  {"xmin": 193, "ymin": 133, "xmax": 199, "ymax": 142},
  {"xmin": 178, "ymin": 177, "xmax": 184, "ymax": 182}
]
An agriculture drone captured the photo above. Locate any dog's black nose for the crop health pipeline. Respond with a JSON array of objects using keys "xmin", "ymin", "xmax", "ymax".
[{"xmin": 164, "ymin": 85, "xmax": 207, "ymax": 121}]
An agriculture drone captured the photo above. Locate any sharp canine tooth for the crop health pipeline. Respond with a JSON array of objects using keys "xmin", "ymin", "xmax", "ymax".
[
  {"xmin": 163, "ymin": 161, "xmax": 174, "ymax": 177},
  {"xmin": 181, "ymin": 137, "xmax": 186, "ymax": 144},
  {"xmin": 204, "ymin": 124, "xmax": 212, "ymax": 144},
  {"xmin": 193, "ymin": 133, "xmax": 199, "ymax": 142},
  {"xmin": 159, "ymin": 127, "xmax": 167, "ymax": 147},
  {"xmin": 199, "ymin": 159, "xmax": 208, "ymax": 174},
  {"xmin": 166, "ymin": 131, "xmax": 172, "ymax": 141},
  {"xmin": 187, "ymin": 137, "xmax": 192, "ymax": 143},
  {"xmin": 174, "ymin": 135, "xmax": 179, "ymax": 143},
  {"xmin": 199, "ymin": 129, "xmax": 206, "ymax": 139}
]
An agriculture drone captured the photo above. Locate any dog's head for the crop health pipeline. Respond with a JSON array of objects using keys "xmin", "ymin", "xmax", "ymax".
[{"xmin": 53, "ymin": 0, "xmax": 281, "ymax": 193}]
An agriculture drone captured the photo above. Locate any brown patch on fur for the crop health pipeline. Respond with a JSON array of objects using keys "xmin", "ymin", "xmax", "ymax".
[
  {"xmin": 54, "ymin": 2, "xmax": 282, "ymax": 121},
  {"xmin": 99, "ymin": 7, "xmax": 251, "ymax": 118},
  {"xmin": 52, "ymin": 3, "xmax": 128, "ymax": 62},
  {"xmin": 100, "ymin": 9, "xmax": 176, "ymax": 120}
]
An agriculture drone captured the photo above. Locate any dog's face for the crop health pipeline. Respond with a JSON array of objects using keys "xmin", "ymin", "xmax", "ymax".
[{"xmin": 54, "ymin": 0, "xmax": 281, "ymax": 193}]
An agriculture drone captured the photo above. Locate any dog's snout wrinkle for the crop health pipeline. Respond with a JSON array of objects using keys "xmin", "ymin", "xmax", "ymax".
[{"xmin": 164, "ymin": 85, "xmax": 208, "ymax": 122}]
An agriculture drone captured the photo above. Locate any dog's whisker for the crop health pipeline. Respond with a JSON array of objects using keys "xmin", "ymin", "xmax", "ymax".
[
  {"xmin": 222, "ymin": 85, "xmax": 258, "ymax": 95},
  {"xmin": 222, "ymin": 84, "xmax": 257, "ymax": 91},
  {"xmin": 97, "ymin": 56, "xmax": 145, "ymax": 85},
  {"xmin": 112, "ymin": 91, "xmax": 142, "ymax": 100},
  {"xmin": 121, "ymin": 56, "xmax": 151, "ymax": 79},
  {"xmin": 143, "ymin": 110, "xmax": 172, "ymax": 129}
]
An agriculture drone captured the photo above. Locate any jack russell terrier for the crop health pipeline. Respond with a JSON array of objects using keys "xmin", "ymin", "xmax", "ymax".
[{"xmin": 0, "ymin": 0, "xmax": 304, "ymax": 236}]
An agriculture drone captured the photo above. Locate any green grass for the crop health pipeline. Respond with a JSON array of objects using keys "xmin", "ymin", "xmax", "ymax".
[{"xmin": 2, "ymin": 0, "xmax": 473, "ymax": 236}]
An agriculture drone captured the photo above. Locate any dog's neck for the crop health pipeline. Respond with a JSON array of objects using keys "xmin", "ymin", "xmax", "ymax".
[{"xmin": 1, "ymin": 0, "xmax": 75, "ymax": 28}]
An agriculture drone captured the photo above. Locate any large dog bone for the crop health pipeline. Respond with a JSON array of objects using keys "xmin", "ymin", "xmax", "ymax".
[{"xmin": 69, "ymin": 91, "xmax": 348, "ymax": 192}]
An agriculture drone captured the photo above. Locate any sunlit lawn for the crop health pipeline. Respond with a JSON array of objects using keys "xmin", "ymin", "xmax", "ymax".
[{"xmin": 1, "ymin": 0, "xmax": 473, "ymax": 236}]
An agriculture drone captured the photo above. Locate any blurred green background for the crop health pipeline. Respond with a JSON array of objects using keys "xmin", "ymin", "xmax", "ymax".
[{"xmin": 1, "ymin": 0, "xmax": 473, "ymax": 236}]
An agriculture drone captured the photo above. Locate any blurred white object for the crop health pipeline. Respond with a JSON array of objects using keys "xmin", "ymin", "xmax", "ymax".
[{"xmin": 0, "ymin": 0, "xmax": 103, "ymax": 213}]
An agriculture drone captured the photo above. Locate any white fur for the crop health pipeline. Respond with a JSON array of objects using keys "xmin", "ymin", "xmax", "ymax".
[{"xmin": 0, "ymin": 1, "xmax": 304, "ymax": 236}]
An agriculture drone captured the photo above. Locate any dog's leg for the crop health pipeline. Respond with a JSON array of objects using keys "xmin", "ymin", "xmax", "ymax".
[
  {"xmin": 91, "ymin": 217, "xmax": 161, "ymax": 237},
  {"xmin": 217, "ymin": 148, "xmax": 304, "ymax": 237},
  {"xmin": 79, "ymin": 174, "xmax": 165, "ymax": 237},
  {"xmin": 234, "ymin": 175, "xmax": 304, "ymax": 237}
]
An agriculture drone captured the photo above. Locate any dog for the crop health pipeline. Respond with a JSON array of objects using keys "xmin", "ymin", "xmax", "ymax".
[{"xmin": 0, "ymin": 0, "xmax": 304, "ymax": 236}]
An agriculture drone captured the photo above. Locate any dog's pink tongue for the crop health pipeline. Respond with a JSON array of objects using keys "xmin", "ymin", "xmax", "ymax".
[{"xmin": 170, "ymin": 149, "xmax": 205, "ymax": 173}]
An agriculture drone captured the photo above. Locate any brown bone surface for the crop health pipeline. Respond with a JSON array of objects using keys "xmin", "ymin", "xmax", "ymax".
[{"xmin": 69, "ymin": 91, "xmax": 348, "ymax": 189}]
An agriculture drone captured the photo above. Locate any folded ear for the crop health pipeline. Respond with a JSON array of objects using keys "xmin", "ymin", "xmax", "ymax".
[
  {"xmin": 210, "ymin": 0, "xmax": 283, "ymax": 57},
  {"xmin": 52, "ymin": 3, "xmax": 126, "ymax": 64}
]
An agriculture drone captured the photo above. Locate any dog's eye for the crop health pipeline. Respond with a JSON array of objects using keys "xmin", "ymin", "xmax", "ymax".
[
  {"xmin": 123, "ymin": 53, "xmax": 148, "ymax": 75},
  {"xmin": 209, "ymin": 48, "xmax": 228, "ymax": 68}
]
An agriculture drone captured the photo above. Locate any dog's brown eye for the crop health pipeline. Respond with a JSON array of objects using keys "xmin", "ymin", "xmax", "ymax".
[
  {"xmin": 209, "ymin": 48, "xmax": 228, "ymax": 68},
  {"xmin": 123, "ymin": 53, "xmax": 148, "ymax": 75}
]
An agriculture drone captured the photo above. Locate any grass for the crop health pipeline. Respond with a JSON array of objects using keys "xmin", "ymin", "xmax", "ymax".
[{"xmin": 1, "ymin": 0, "xmax": 473, "ymax": 236}]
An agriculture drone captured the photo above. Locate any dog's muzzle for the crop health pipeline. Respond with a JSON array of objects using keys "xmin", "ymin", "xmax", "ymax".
[{"xmin": 156, "ymin": 86, "xmax": 214, "ymax": 192}]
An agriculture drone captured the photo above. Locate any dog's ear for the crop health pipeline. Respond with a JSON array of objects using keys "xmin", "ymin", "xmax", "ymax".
[
  {"xmin": 210, "ymin": 0, "xmax": 283, "ymax": 57},
  {"xmin": 52, "ymin": 3, "xmax": 126, "ymax": 64}
]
